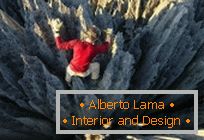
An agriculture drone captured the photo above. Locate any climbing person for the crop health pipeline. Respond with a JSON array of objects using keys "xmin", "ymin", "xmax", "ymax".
[{"xmin": 50, "ymin": 18, "xmax": 113, "ymax": 83}]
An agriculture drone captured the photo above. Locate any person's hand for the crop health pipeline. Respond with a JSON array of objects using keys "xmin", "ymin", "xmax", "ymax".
[
  {"xmin": 104, "ymin": 28, "xmax": 113, "ymax": 35},
  {"xmin": 50, "ymin": 18, "xmax": 63, "ymax": 37},
  {"xmin": 104, "ymin": 28, "xmax": 113, "ymax": 45}
]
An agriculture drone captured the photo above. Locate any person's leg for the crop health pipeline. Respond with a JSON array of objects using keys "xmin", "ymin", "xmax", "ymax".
[
  {"xmin": 65, "ymin": 63, "xmax": 99, "ymax": 82},
  {"xmin": 65, "ymin": 66, "xmax": 73, "ymax": 83},
  {"xmin": 90, "ymin": 62, "xmax": 100, "ymax": 80},
  {"xmin": 65, "ymin": 72, "xmax": 72, "ymax": 83}
]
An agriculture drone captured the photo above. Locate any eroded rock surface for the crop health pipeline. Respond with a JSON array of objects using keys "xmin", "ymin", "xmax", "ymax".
[{"xmin": 0, "ymin": 0, "xmax": 204, "ymax": 139}]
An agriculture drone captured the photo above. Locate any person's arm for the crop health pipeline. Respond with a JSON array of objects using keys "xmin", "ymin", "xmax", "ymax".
[
  {"xmin": 50, "ymin": 18, "xmax": 77, "ymax": 50},
  {"xmin": 95, "ymin": 42, "xmax": 110, "ymax": 54},
  {"xmin": 55, "ymin": 37, "xmax": 78, "ymax": 50},
  {"xmin": 94, "ymin": 28, "xmax": 114, "ymax": 54}
]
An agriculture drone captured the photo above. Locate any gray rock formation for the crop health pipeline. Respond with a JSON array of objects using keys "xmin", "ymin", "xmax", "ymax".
[{"xmin": 0, "ymin": 0, "xmax": 204, "ymax": 139}]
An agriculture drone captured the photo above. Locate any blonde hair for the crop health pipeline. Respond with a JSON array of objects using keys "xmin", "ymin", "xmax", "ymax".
[{"xmin": 84, "ymin": 26, "xmax": 100, "ymax": 40}]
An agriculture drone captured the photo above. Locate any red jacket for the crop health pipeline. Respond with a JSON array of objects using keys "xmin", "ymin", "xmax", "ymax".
[{"xmin": 55, "ymin": 37, "xmax": 109, "ymax": 72}]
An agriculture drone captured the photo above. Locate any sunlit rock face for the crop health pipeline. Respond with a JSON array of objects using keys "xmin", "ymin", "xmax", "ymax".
[{"xmin": 0, "ymin": 0, "xmax": 204, "ymax": 139}]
